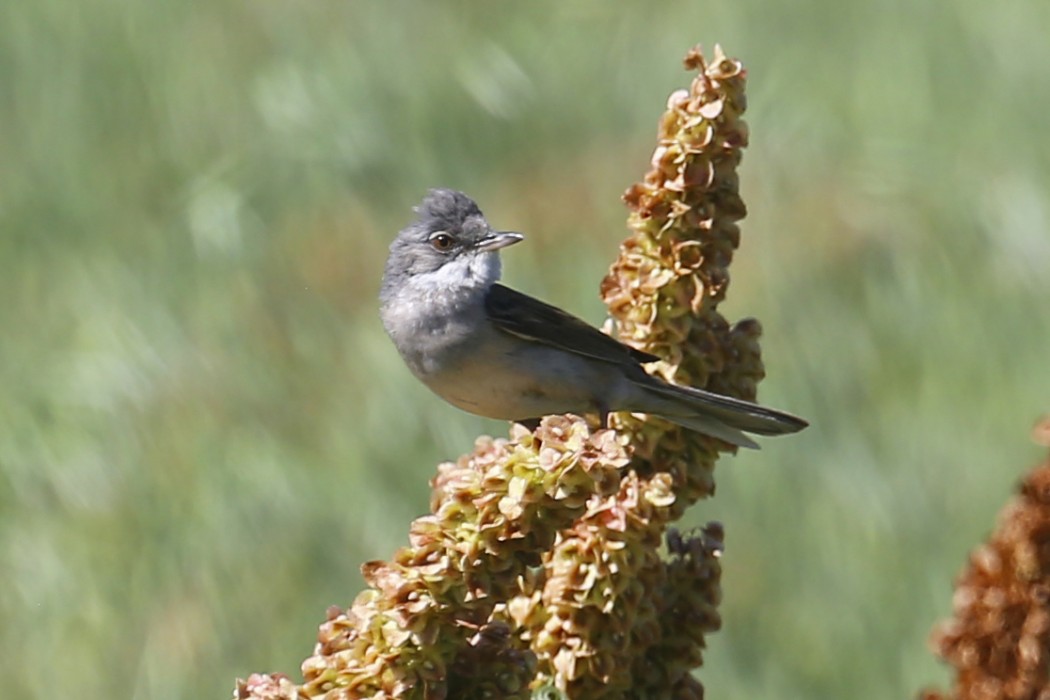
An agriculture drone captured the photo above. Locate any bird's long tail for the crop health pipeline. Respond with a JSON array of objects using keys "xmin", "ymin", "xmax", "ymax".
[{"xmin": 630, "ymin": 376, "xmax": 808, "ymax": 449}]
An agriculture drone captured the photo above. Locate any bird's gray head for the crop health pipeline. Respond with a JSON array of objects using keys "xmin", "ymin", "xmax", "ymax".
[{"xmin": 381, "ymin": 189, "xmax": 523, "ymax": 299}]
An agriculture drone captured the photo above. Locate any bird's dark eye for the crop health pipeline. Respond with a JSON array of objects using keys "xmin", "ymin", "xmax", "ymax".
[{"xmin": 429, "ymin": 232, "xmax": 454, "ymax": 252}]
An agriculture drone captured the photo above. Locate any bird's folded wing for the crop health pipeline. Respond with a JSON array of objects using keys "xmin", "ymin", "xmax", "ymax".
[{"xmin": 484, "ymin": 283, "xmax": 659, "ymax": 365}]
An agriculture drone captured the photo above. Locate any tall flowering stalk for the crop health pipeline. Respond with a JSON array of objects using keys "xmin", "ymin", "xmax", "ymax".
[
  {"xmin": 921, "ymin": 419, "xmax": 1050, "ymax": 700},
  {"xmin": 236, "ymin": 45, "xmax": 773, "ymax": 700},
  {"xmin": 507, "ymin": 44, "xmax": 757, "ymax": 699},
  {"xmin": 603, "ymin": 44, "xmax": 761, "ymax": 507}
]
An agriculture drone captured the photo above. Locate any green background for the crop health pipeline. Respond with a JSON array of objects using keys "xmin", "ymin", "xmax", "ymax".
[{"xmin": 3, "ymin": 1, "xmax": 1049, "ymax": 698}]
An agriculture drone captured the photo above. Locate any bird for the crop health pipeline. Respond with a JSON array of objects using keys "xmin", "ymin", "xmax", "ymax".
[{"xmin": 379, "ymin": 188, "xmax": 808, "ymax": 449}]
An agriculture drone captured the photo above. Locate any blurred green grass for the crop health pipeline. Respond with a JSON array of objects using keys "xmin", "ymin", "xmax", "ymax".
[{"xmin": 2, "ymin": 1, "xmax": 1049, "ymax": 698}]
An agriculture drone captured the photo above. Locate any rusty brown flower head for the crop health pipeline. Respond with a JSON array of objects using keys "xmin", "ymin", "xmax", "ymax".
[{"xmin": 923, "ymin": 429, "xmax": 1050, "ymax": 700}]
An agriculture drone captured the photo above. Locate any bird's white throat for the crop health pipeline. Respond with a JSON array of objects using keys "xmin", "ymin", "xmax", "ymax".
[{"xmin": 408, "ymin": 251, "xmax": 501, "ymax": 305}]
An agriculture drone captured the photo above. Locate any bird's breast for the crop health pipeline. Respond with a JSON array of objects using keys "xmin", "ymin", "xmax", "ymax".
[{"xmin": 379, "ymin": 286, "xmax": 486, "ymax": 378}]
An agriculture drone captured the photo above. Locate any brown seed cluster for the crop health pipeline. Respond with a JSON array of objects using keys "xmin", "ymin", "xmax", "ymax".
[
  {"xmin": 601, "ymin": 44, "xmax": 764, "ymax": 508},
  {"xmin": 631, "ymin": 524, "xmax": 725, "ymax": 697},
  {"xmin": 237, "ymin": 45, "xmax": 766, "ymax": 700},
  {"xmin": 923, "ymin": 437, "xmax": 1050, "ymax": 700}
]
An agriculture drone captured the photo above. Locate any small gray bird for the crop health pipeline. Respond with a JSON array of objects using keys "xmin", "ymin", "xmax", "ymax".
[{"xmin": 379, "ymin": 189, "xmax": 808, "ymax": 449}]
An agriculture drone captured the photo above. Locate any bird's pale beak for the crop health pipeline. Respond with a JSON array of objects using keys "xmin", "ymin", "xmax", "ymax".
[{"xmin": 475, "ymin": 231, "xmax": 524, "ymax": 252}]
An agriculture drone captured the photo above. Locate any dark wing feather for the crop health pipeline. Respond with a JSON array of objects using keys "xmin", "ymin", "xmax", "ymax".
[{"xmin": 484, "ymin": 283, "xmax": 659, "ymax": 365}]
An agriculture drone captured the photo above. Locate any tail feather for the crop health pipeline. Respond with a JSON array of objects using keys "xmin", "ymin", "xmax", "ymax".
[
  {"xmin": 659, "ymin": 413, "xmax": 761, "ymax": 449},
  {"xmin": 630, "ymin": 376, "xmax": 808, "ymax": 449}
]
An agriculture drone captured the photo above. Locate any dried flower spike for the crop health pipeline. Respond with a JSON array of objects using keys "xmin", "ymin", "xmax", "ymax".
[
  {"xmin": 514, "ymin": 44, "xmax": 757, "ymax": 698},
  {"xmin": 601, "ymin": 43, "xmax": 761, "ymax": 508}
]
